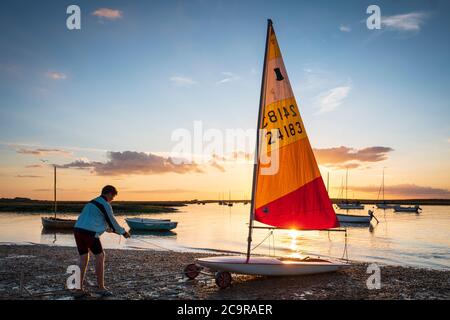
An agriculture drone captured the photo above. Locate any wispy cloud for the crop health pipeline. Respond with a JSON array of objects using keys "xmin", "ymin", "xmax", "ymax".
[
  {"xmin": 314, "ymin": 146, "xmax": 393, "ymax": 169},
  {"xmin": 382, "ymin": 12, "xmax": 429, "ymax": 32},
  {"xmin": 169, "ymin": 76, "xmax": 197, "ymax": 87},
  {"xmin": 33, "ymin": 188, "xmax": 79, "ymax": 192},
  {"xmin": 316, "ymin": 86, "xmax": 351, "ymax": 113},
  {"xmin": 16, "ymin": 175, "xmax": 43, "ymax": 178},
  {"xmin": 46, "ymin": 71, "xmax": 67, "ymax": 80},
  {"xmin": 25, "ymin": 164, "xmax": 44, "ymax": 168},
  {"xmin": 349, "ymin": 184, "xmax": 450, "ymax": 198},
  {"xmin": 124, "ymin": 189, "xmax": 194, "ymax": 194},
  {"xmin": 217, "ymin": 72, "xmax": 239, "ymax": 84},
  {"xmin": 57, "ymin": 151, "xmax": 202, "ymax": 176},
  {"xmin": 16, "ymin": 147, "xmax": 72, "ymax": 157},
  {"xmin": 339, "ymin": 25, "xmax": 351, "ymax": 32},
  {"xmin": 92, "ymin": 8, "xmax": 123, "ymax": 20}
]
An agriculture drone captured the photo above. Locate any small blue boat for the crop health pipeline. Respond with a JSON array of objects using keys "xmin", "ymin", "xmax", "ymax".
[{"xmin": 125, "ymin": 218, "xmax": 178, "ymax": 231}]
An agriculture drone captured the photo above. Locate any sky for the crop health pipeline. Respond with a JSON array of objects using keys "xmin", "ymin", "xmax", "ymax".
[{"xmin": 0, "ymin": 0, "xmax": 449, "ymax": 201}]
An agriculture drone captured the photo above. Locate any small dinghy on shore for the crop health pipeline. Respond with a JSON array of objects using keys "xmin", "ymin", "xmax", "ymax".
[
  {"xmin": 185, "ymin": 20, "xmax": 349, "ymax": 289},
  {"xmin": 125, "ymin": 218, "xmax": 177, "ymax": 231},
  {"xmin": 195, "ymin": 256, "xmax": 345, "ymax": 277}
]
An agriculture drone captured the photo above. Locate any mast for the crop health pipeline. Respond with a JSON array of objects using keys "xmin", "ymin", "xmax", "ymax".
[
  {"xmin": 53, "ymin": 165, "xmax": 57, "ymax": 219},
  {"xmin": 326, "ymin": 172, "xmax": 329, "ymax": 193},
  {"xmin": 382, "ymin": 168, "xmax": 385, "ymax": 203},
  {"xmin": 246, "ymin": 18, "xmax": 272, "ymax": 263},
  {"xmin": 345, "ymin": 167, "xmax": 348, "ymax": 202}
]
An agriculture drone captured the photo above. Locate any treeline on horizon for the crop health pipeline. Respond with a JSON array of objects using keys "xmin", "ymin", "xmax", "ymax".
[{"xmin": 0, "ymin": 197, "xmax": 449, "ymax": 213}]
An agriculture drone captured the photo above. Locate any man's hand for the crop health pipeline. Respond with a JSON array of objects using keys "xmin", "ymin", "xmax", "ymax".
[{"xmin": 123, "ymin": 231, "xmax": 131, "ymax": 239}]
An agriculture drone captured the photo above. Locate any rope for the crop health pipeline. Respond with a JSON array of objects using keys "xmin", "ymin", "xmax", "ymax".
[
  {"xmin": 341, "ymin": 229, "xmax": 349, "ymax": 262},
  {"xmin": 251, "ymin": 230, "xmax": 273, "ymax": 252},
  {"xmin": 131, "ymin": 237, "xmax": 175, "ymax": 252}
]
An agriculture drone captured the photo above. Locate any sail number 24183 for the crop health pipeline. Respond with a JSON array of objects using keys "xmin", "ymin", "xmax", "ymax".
[{"xmin": 262, "ymin": 99, "xmax": 306, "ymax": 148}]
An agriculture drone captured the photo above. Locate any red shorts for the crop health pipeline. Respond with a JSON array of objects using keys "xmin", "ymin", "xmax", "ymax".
[{"xmin": 74, "ymin": 228, "xmax": 103, "ymax": 255}]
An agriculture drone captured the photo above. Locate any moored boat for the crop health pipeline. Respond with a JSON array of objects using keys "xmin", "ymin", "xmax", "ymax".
[
  {"xmin": 375, "ymin": 169, "xmax": 394, "ymax": 209},
  {"xmin": 336, "ymin": 210, "xmax": 373, "ymax": 224},
  {"xmin": 125, "ymin": 217, "xmax": 177, "ymax": 231},
  {"xmin": 41, "ymin": 216, "xmax": 76, "ymax": 230},
  {"xmin": 376, "ymin": 202, "xmax": 396, "ymax": 209},
  {"xmin": 394, "ymin": 205, "xmax": 421, "ymax": 213},
  {"xmin": 41, "ymin": 165, "xmax": 76, "ymax": 230},
  {"xmin": 336, "ymin": 202, "xmax": 365, "ymax": 210}
]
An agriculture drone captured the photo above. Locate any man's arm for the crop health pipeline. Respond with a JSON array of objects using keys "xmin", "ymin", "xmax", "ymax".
[
  {"xmin": 104, "ymin": 203, "xmax": 126, "ymax": 235},
  {"xmin": 90, "ymin": 200, "xmax": 128, "ymax": 236}
]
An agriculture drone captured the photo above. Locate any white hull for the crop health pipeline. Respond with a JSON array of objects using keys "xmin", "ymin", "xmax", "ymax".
[
  {"xmin": 336, "ymin": 213, "xmax": 371, "ymax": 223},
  {"xmin": 196, "ymin": 255, "xmax": 347, "ymax": 276}
]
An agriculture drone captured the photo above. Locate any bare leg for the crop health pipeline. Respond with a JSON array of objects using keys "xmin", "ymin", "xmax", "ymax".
[
  {"xmin": 94, "ymin": 252, "xmax": 106, "ymax": 289},
  {"xmin": 79, "ymin": 253, "xmax": 89, "ymax": 291}
]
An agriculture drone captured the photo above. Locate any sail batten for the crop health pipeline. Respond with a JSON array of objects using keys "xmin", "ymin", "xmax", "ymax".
[{"xmin": 253, "ymin": 20, "xmax": 339, "ymax": 231}]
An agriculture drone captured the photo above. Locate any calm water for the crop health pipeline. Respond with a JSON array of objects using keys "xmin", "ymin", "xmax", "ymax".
[{"xmin": 0, "ymin": 204, "xmax": 449, "ymax": 270}]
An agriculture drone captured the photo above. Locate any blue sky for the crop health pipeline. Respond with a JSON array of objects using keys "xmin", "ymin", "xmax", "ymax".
[{"xmin": 1, "ymin": 0, "xmax": 449, "ymax": 200}]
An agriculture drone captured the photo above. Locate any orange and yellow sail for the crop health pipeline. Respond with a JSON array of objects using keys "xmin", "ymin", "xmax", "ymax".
[{"xmin": 253, "ymin": 20, "xmax": 338, "ymax": 230}]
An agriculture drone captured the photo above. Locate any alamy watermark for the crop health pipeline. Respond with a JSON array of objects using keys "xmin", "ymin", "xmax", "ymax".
[
  {"xmin": 170, "ymin": 121, "xmax": 281, "ymax": 175},
  {"xmin": 366, "ymin": 263, "xmax": 381, "ymax": 289},
  {"xmin": 66, "ymin": 265, "xmax": 81, "ymax": 290}
]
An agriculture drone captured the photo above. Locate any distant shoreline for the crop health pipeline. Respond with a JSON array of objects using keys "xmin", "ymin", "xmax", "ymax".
[
  {"xmin": 0, "ymin": 199, "xmax": 185, "ymax": 214},
  {"xmin": 1, "ymin": 197, "xmax": 449, "ymax": 214}
]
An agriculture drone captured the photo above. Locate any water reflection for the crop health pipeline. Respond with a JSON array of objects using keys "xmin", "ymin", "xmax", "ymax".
[
  {"xmin": 130, "ymin": 230, "xmax": 177, "ymax": 237},
  {"xmin": 0, "ymin": 205, "xmax": 448, "ymax": 270}
]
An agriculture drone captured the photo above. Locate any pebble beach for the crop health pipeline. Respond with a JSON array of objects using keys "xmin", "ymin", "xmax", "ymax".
[{"xmin": 0, "ymin": 244, "xmax": 448, "ymax": 300}]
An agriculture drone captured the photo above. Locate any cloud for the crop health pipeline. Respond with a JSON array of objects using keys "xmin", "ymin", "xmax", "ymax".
[
  {"xmin": 92, "ymin": 8, "xmax": 123, "ymax": 20},
  {"xmin": 33, "ymin": 188, "xmax": 79, "ymax": 192},
  {"xmin": 382, "ymin": 12, "xmax": 429, "ymax": 32},
  {"xmin": 349, "ymin": 184, "xmax": 450, "ymax": 198},
  {"xmin": 46, "ymin": 72, "xmax": 67, "ymax": 80},
  {"xmin": 25, "ymin": 164, "xmax": 44, "ymax": 168},
  {"xmin": 316, "ymin": 86, "xmax": 351, "ymax": 113},
  {"xmin": 314, "ymin": 146, "xmax": 393, "ymax": 169},
  {"xmin": 339, "ymin": 25, "xmax": 351, "ymax": 32},
  {"xmin": 169, "ymin": 76, "xmax": 197, "ymax": 86},
  {"xmin": 16, "ymin": 175, "xmax": 43, "ymax": 178},
  {"xmin": 217, "ymin": 72, "xmax": 239, "ymax": 84},
  {"xmin": 57, "ymin": 151, "xmax": 202, "ymax": 176},
  {"xmin": 209, "ymin": 159, "xmax": 225, "ymax": 172},
  {"xmin": 16, "ymin": 147, "xmax": 72, "ymax": 157}
]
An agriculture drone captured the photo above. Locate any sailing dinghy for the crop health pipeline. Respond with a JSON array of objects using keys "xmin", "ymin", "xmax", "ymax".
[
  {"xmin": 185, "ymin": 20, "xmax": 348, "ymax": 288},
  {"xmin": 41, "ymin": 165, "xmax": 76, "ymax": 230}
]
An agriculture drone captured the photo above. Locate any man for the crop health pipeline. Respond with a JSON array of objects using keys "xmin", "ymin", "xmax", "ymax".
[{"xmin": 73, "ymin": 185, "xmax": 130, "ymax": 296}]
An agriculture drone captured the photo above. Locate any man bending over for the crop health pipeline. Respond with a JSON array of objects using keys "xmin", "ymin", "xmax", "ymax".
[{"xmin": 73, "ymin": 185, "xmax": 130, "ymax": 296}]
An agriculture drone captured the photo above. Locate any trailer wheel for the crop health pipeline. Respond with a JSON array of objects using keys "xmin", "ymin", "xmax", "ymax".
[
  {"xmin": 215, "ymin": 271, "xmax": 232, "ymax": 289},
  {"xmin": 184, "ymin": 264, "xmax": 200, "ymax": 279}
]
